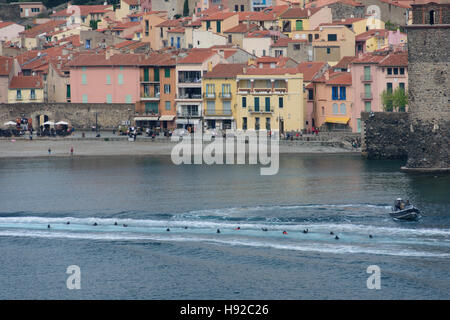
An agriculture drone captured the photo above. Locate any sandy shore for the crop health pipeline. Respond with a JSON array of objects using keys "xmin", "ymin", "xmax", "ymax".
[{"xmin": 0, "ymin": 138, "xmax": 360, "ymax": 159}]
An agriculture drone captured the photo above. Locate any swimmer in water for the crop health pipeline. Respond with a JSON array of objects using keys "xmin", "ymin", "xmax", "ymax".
[
  {"xmin": 330, "ymin": 231, "xmax": 334, "ymax": 235},
  {"xmin": 261, "ymin": 228, "xmax": 268, "ymax": 232},
  {"xmin": 123, "ymin": 224, "xmax": 128, "ymax": 227},
  {"xmin": 93, "ymin": 222, "xmax": 98, "ymax": 226},
  {"xmin": 217, "ymin": 229, "xmax": 220, "ymax": 234},
  {"xmin": 283, "ymin": 231, "xmax": 288, "ymax": 235},
  {"xmin": 166, "ymin": 228, "xmax": 170, "ymax": 232},
  {"xmin": 235, "ymin": 226, "xmax": 241, "ymax": 230},
  {"xmin": 114, "ymin": 222, "xmax": 118, "ymax": 226},
  {"xmin": 335, "ymin": 235, "xmax": 339, "ymax": 240},
  {"xmin": 47, "ymin": 224, "xmax": 50, "ymax": 229},
  {"xmin": 66, "ymin": 222, "xmax": 70, "ymax": 225},
  {"xmin": 303, "ymin": 228, "xmax": 308, "ymax": 234}
]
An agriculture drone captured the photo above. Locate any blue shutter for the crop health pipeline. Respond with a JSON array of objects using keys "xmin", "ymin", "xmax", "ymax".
[
  {"xmin": 340, "ymin": 86, "xmax": 346, "ymax": 100},
  {"xmin": 332, "ymin": 87, "xmax": 338, "ymax": 100}
]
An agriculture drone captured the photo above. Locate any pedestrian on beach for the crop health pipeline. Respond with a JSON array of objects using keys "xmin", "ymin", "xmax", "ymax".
[
  {"xmin": 48, "ymin": 148, "xmax": 51, "ymax": 155},
  {"xmin": 70, "ymin": 147, "xmax": 74, "ymax": 156}
]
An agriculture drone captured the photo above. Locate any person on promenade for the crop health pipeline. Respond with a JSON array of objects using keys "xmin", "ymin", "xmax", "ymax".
[
  {"xmin": 70, "ymin": 147, "xmax": 74, "ymax": 156},
  {"xmin": 48, "ymin": 148, "xmax": 51, "ymax": 155}
]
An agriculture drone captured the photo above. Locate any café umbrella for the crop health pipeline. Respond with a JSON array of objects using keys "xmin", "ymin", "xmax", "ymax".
[
  {"xmin": 43, "ymin": 121, "xmax": 55, "ymax": 125},
  {"xmin": 55, "ymin": 121, "xmax": 68, "ymax": 125},
  {"xmin": 3, "ymin": 121, "xmax": 16, "ymax": 126}
]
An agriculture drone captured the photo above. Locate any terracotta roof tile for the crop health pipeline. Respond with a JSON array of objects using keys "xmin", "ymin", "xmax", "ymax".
[
  {"xmin": 280, "ymin": 7, "xmax": 321, "ymax": 19},
  {"xmin": 177, "ymin": 49, "xmax": 216, "ymax": 64},
  {"xmin": 204, "ymin": 63, "xmax": 246, "ymax": 79},
  {"xmin": 296, "ymin": 61, "xmax": 328, "ymax": 81},
  {"xmin": 9, "ymin": 75, "xmax": 43, "ymax": 89},
  {"xmin": 51, "ymin": 5, "xmax": 113, "ymax": 17},
  {"xmin": 0, "ymin": 21, "xmax": 16, "ymax": 29},
  {"xmin": 379, "ymin": 52, "xmax": 408, "ymax": 67},
  {"xmin": 155, "ymin": 19, "xmax": 182, "ymax": 28},
  {"xmin": 224, "ymin": 23, "xmax": 259, "ymax": 33},
  {"xmin": 68, "ymin": 53, "xmax": 146, "ymax": 67},
  {"xmin": 333, "ymin": 56, "xmax": 356, "ymax": 69},
  {"xmin": 325, "ymin": 72, "xmax": 352, "ymax": 85},
  {"xmin": 201, "ymin": 12, "xmax": 237, "ymax": 21},
  {"xmin": 20, "ymin": 20, "xmax": 66, "ymax": 38},
  {"xmin": 305, "ymin": 0, "xmax": 364, "ymax": 9},
  {"xmin": 0, "ymin": 56, "xmax": 13, "ymax": 76},
  {"xmin": 356, "ymin": 29, "xmax": 388, "ymax": 41}
]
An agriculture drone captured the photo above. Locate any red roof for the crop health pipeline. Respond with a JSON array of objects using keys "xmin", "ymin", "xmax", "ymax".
[
  {"xmin": 271, "ymin": 37, "xmax": 306, "ymax": 47},
  {"xmin": 201, "ymin": 12, "xmax": 237, "ymax": 21},
  {"xmin": 204, "ymin": 63, "xmax": 246, "ymax": 79},
  {"xmin": 280, "ymin": 7, "xmax": 321, "ymax": 19},
  {"xmin": 20, "ymin": 20, "xmax": 66, "ymax": 38},
  {"xmin": 224, "ymin": 23, "xmax": 259, "ymax": 33},
  {"xmin": 325, "ymin": 72, "xmax": 352, "ymax": 85},
  {"xmin": 9, "ymin": 75, "xmax": 43, "ymax": 89},
  {"xmin": 351, "ymin": 52, "xmax": 387, "ymax": 64},
  {"xmin": 168, "ymin": 27, "xmax": 185, "ymax": 33},
  {"xmin": 333, "ymin": 56, "xmax": 356, "ymax": 69},
  {"xmin": 296, "ymin": 61, "xmax": 328, "ymax": 82},
  {"xmin": 139, "ymin": 52, "xmax": 177, "ymax": 66},
  {"xmin": 68, "ymin": 53, "xmax": 146, "ymax": 67},
  {"xmin": 0, "ymin": 21, "xmax": 16, "ymax": 29},
  {"xmin": 243, "ymin": 67, "xmax": 301, "ymax": 76},
  {"xmin": 155, "ymin": 19, "xmax": 182, "ymax": 28},
  {"xmin": 51, "ymin": 5, "xmax": 113, "ymax": 17},
  {"xmin": 122, "ymin": 0, "xmax": 140, "ymax": 5},
  {"xmin": 177, "ymin": 49, "xmax": 217, "ymax": 64},
  {"xmin": 237, "ymin": 11, "xmax": 278, "ymax": 22},
  {"xmin": 379, "ymin": 52, "xmax": 408, "ymax": 67},
  {"xmin": 0, "ymin": 56, "xmax": 13, "ymax": 76},
  {"xmin": 356, "ymin": 29, "xmax": 388, "ymax": 41},
  {"xmin": 320, "ymin": 17, "xmax": 366, "ymax": 26},
  {"xmin": 246, "ymin": 30, "xmax": 272, "ymax": 38}
]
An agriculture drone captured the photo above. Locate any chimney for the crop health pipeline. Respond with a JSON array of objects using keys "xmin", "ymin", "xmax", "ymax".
[{"xmin": 324, "ymin": 71, "xmax": 329, "ymax": 81}]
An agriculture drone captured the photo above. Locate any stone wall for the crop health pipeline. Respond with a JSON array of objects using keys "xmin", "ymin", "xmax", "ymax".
[
  {"xmin": 361, "ymin": 111, "xmax": 409, "ymax": 159},
  {"xmin": 406, "ymin": 25, "xmax": 450, "ymax": 170},
  {"xmin": 327, "ymin": 3, "xmax": 365, "ymax": 20},
  {"xmin": 0, "ymin": 103, "xmax": 135, "ymax": 130},
  {"xmin": 0, "ymin": 4, "xmax": 20, "ymax": 22}
]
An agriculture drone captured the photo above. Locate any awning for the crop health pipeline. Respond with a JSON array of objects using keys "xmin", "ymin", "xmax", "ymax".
[
  {"xmin": 325, "ymin": 117, "xmax": 350, "ymax": 124},
  {"xmin": 134, "ymin": 116, "xmax": 159, "ymax": 121},
  {"xmin": 159, "ymin": 115, "xmax": 175, "ymax": 121}
]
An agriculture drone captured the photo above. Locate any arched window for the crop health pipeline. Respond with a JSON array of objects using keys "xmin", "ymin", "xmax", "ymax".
[
  {"xmin": 430, "ymin": 10, "xmax": 436, "ymax": 25},
  {"xmin": 332, "ymin": 103, "xmax": 339, "ymax": 114},
  {"xmin": 340, "ymin": 103, "xmax": 346, "ymax": 114}
]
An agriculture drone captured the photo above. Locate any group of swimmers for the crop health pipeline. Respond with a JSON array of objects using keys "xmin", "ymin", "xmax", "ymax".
[{"xmin": 46, "ymin": 223, "xmax": 374, "ymax": 240}]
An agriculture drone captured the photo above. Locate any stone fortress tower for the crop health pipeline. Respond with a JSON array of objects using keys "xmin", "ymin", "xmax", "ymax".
[{"xmin": 404, "ymin": 0, "xmax": 450, "ymax": 171}]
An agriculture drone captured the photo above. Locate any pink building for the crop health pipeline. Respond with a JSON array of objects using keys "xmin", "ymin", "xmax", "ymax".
[
  {"xmin": 12, "ymin": 2, "xmax": 46, "ymax": 18},
  {"xmin": 68, "ymin": 53, "xmax": 143, "ymax": 104},
  {"xmin": 351, "ymin": 51, "xmax": 408, "ymax": 132},
  {"xmin": 0, "ymin": 21, "xmax": 25, "ymax": 42},
  {"xmin": 311, "ymin": 71, "xmax": 354, "ymax": 132}
]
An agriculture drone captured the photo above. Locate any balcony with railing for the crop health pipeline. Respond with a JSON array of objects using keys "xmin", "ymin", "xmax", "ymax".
[
  {"xmin": 177, "ymin": 109, "xmax": 201, "ymax": 117},
  {"xmin": 361, "ymin": 92, "xmax": 373, "ymax": 100},
  {"xmin": 248, "ymin": 106, "xmax": 274, "ymax": 114},
  {"xmin": 177, "ymin": 87, "xmax": 202, "ymax": 100},
  {"xmin": 178, "ymin": 71, "xmax": 202, "ymax": 84},
  {"xmin": 203, "ymin": 92, "xmax": 216, "ymax": 99},
  {"xmin": 219, "ymin": 92, "xmax": 232, "ymax": 99},
  {"xmin": 141, "ymin": 84, "xmax": 160, "ymax": 100},
  {"xmin": 204, "ymin": 109, "xmax": 233, "ymax": 116}
]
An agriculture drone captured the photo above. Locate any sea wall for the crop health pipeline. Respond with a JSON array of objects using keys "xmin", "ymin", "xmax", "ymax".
[
  {"xmin": 0, "ymin": 103, "xmax": 135, "ymax": 130},
  {"xmin": 361, "ymin": 111, "xmax": 409, "ymax": 159}
]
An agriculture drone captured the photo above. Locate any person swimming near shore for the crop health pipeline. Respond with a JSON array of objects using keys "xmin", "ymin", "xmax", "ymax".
[
  {"xmin": 47, "ymin": 224, "xmax": 50, "ymax": 229},
  {"xmin": 335, "ymin": 235, "xmax": 339, "ymax": 240},
  {"xmin": 166, "ymin": 228, "xmax": 170, "ymax": 232},
  {"xmin": 93, "ymin": 222, "xmax": 98, "ymax": 226},
  {"xmin": 114, "ymin": 222, "xmax": 118, "ymax": 226},
  {"xmin": 283, "ymin": 230, "xmax": 288, "ymax": 235},
  {"xmin": 217, "ymin": 229, "xmax": 220, "ymax": 234},
  {"xmin": 66, "ymin": 221, "xmax": 70, "ymax": 225},
  {"xmin": 330, "ymin": 231, "xmax": 334, "ymax": 235},
  {"xmin": 235, "ymin": 226, "xmax": 240, "ymax": 230},
  {"xmin": 123, "ymin": 224, "xmax": 128, "ymax": 227},
  {"xmin": 303, "ymin": 228, "xmax": 309, "ymax": 234},
  {"xmin": 184, "ymin": 226, "xmax": 188, "ymax": 229},
  {"xmin": 261, "ymin": 228, "xmax": 268, "ymax": 232},
  {"xmin": 369, "ymin": 235, "xmax": 373, "ymax": 238}
]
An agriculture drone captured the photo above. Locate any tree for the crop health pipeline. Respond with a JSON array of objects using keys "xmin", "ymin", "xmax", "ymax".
[
  {"xmin": 392, "ymin": 86, "xmax": 408, "ymax": 112},
  {"xmin": 381, "ymin": 89, "xmax": 394, "ymax": 112},
  {"xmin": 183, "ymin": 0, "xmax": 189, "ymax": 17},
  {"xmin": 381, "ymin": 87, "xmax": 408, "ymax": 112}
]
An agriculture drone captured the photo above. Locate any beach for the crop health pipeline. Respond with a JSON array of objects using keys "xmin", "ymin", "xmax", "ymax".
[{"xmin": 0, "ymin": 137, "xmax": 359, "ymax": 158}]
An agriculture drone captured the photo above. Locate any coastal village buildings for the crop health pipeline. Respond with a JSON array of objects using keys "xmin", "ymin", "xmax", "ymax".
[{"xmin": 0, "ymin": 0, "xmax": 430, "ymax": 134}]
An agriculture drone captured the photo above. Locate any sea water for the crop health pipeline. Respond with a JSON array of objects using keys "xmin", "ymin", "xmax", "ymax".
[{"xmin": 0, "ymin": 155, "xmax": 448, "ymax": 299}]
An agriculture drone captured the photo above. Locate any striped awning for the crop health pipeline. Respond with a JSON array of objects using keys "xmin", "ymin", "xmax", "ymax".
[
  {"xmin": 325, "ymin": 117, "xmax": 350, "ymax": 124},
  {"xmin": 134, "ymin": 116, "xmax": 159, "ymax": 121},
  {"xmin": 159, "ymin": 115, "xmax": 175, "ymax": 121}
]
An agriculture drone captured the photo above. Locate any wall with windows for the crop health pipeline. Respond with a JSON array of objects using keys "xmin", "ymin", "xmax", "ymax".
[
  {"xmin": 70, "ymin": 65, "xmax": 139, "ymax": 104},
  {"xmin": 8, "ymin": 88, "xmax": 44, "ymax": 103}
]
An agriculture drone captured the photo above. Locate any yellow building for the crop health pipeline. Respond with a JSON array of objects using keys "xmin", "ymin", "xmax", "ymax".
[
  {"xmin": 116, "ymin": 0, "xmax": 141, "ymax": 21},
  {"xmin": 202, "ymin": 63, "xmax": 245, "ymax": 130},
  {"xmin": 235, "ymin": 68, "xmax": 304, "ymax": 133},
  {"xmin": 321, "ymin": 17, "xmax": 385, "ymax": 36},
  {"xmin": 8, "ymin": 75, "xmax": 44, "ymax": 103}
]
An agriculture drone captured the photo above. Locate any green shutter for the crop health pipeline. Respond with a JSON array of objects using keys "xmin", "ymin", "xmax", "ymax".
[
  {"xmin": 82, "ymin": 94, "xmax": 88, "ymax": 103},
  {"xmin": 144, "ymin": 68, "xmax": 149, "ymax": 81},
  {"xmin": 265, "ymin": 97, "xmax": 270, "ymax": 112},
  {"xmin": 118, "ymin": 74, "xmax": 124, "ymax": 85},
  {"xmin": 296, "ymin": 20, "xmax": 303, "ymax": 31},
  {"xmin": 364, "ymin": 66, "xmax": 371, "ymax": 80},
  {"xmin": 217, "ymin": 20, "xmax": 221, "ymax": 33},
  {"xmin": 165, "ymin": 68, "xmax": 170, "ymax": 78},
  {"xmin": 106, "ymin": 94, "xmax": 112, "ymax": 103},
  {"xmin": 154, "ymin": 68, "xmax": 160, "ymax": 81},
  {"xmin": 66, "ymin": 85, "xmax": 71, "ymax": 99},
  {"xmin": 125, "ymin": 94, "xmax": 132, "ymax": 103},
  {"xmin": 254, "ymin": 97, "xmax": 259, "ymax": 111},
  {"xmin": 82, "ymin": 74, "xmax": 87, "ymax": 84}
]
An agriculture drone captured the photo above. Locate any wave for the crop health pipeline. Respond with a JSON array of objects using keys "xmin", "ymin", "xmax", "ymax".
[{"xmin": 0, "ymin": 229, "xmax": 448, "ymax": 258}]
